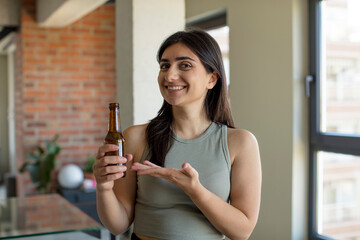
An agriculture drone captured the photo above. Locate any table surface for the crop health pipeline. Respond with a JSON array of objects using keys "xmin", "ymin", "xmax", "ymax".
[{"xmin": 0, "ymin": 193, "xmax": 103, "ymax": 239}]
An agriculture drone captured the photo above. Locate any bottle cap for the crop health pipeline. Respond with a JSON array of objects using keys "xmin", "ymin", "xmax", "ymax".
[{"xmin": 109, "ymin": 103, "xmax": 119, "ymax": 109}]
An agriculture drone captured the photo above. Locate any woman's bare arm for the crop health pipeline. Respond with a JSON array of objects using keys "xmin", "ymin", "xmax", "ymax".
[{"xmin": 95, "ymin": 124, "xmax": 147, "ymax": 235}]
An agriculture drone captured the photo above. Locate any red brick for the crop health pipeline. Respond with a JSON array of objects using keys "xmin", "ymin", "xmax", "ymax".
[
  {"xmin": 71, "ymin": 90, "xmax": 92, "ymax": 96},
  {"xmin": 49, "ymin": 42, "xmax": 69, "ymax": 48},
  {"xmin": 38, "ymin": 82, "xmax": 58, "ymax": 88},
  {"xmin": 19, "ymin": 2, "xmax": 116, "ymax": 196},
  {"xmin": 60, "ymin": 66, "xmax": 80, "ymax": 71},
  {"xmin": 39, "ymin": 130, "xmax": 59, "ymax": 136},
  {"xmin": 24, "ymin": 57, "xmax": 47, "ymax": 64},
  {"xmin": 24, "ymin": 74, "xmax": 46, "ymax": 80},
  {"xmin": 94, "ymin": 28, "xmax": 114, "ymax": 35},
  {"xmin": 70, "ymin": 27, "xmax": 90, "ymax": 34},
  {"xmin": 59, "ymin": 35, "xmax": 80, "ymax": 41},
  {"xmin": 81, "ymin": 20, "xmax": 101, "ymax": 27},
  {"xmin": 24, "ymin": 105, "xmax": 47, "ymax": 112},
  {"xmin": 23, "ymin": 65, "xmax": 36, "ymax": 71},
  {"xmin": 71, "ymin": 58, "xmax": 92, "ymax": 65},
  {"xmin": 37, "ymin": 49, "xmax": 57, "ymax": 56},
  {"xmin": 49, "ymin": 106, "xmax": 68, "ymax": 112},
  {"xmin": 37, "ymin": 98, "xmax": 57, "ymax": 104},
  {"xmin": 84, "ymin": 82, "xmax": 101, "ymax": 88},
  {"xmin": 82, "ymin": 67, "xmax": 102, "ymax": 73},
  {"xmin": 36, "ymin": 66, "xmax": 57, "ymax": 71},
  {"xmin": 82, "ymin": 50, "xmax": 102, "ymax": 57},
  {"xmin": 38, "ymin": 113, "xmax": 57, "ymax": 120},
  {"xmin": 50, "ymin": 58, "xmax": 69, "ymax": 64},
  {"xmin": 61, "ymin": 82, "xmax": 80, "ymax": 88},
  {"xmin": 61, "ymin": 130, "xmax": 80, "ymax": 135},
  {"xmin": 23, "ymin": 41, "xmax": 47, "ymax": 48},
  {"xmin": 60, "ymin": 98, "xmax": 81, "ymax": 104},
  {"xmin": 59, "ymin": 50, "xmax": 81, "ymax": 57},
  {"xmin": 27, "ymin": 122, "xmax": 47, "ymax": 128},
  {"xmin": 82, "ymin": 35, "xmax": 103, "ymax": 42},
  {"xmin": 24, "ymin": 90, "xmax": 47, "ymax": 97}
]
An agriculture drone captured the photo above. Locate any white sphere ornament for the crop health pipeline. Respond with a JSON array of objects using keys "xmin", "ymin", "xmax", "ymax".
[{"xmin": 58, "ymin": 164, "xmax": 84, "ymax": 189}]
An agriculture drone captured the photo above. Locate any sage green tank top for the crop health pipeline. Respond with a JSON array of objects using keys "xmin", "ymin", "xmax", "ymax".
[{"xmin": 133, "ymin": 122, "xmax": 231, "ymax": 240}]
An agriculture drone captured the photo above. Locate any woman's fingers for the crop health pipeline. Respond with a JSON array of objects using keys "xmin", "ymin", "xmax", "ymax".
[
  {"xmin": 126, "ymin": 153, "xmax": 133, "ymax": 162},
  {"xmin": 182, "ymin": 163, "xmax": 198, "ymax": 178},
  {"xmin": 97, "ymin": 144, "xmax": 118, "ymax": 158},
  {"xmin": 97, "ymin": 172, "xmax": 125, "ymax": 184},
  {"xmin": 130, "ymin": 162, "xmax": 152, "ymax": 171},
  {"xmin": 101, "ymin": 165, "xmax": 127, "ymax": 176},
  {"xmin": 143, "ymin": 160, "xmax": 161, "ymax": 168},
  {"xmin": 96, "ymin": 156, "xmax": 127, "ymax": 167}
]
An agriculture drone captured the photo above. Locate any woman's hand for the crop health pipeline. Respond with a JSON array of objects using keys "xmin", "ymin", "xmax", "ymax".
[
  {"xmin": 130, "ymin": 160, "xmax": 201, "ymax": 197},
  {"xmin": 93, "ymin": 144, "xmax": 132, "ymax": 192}
]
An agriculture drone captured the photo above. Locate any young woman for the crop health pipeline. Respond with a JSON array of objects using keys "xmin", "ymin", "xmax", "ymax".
[{"xmin": 93, "ymin": 29, "xmax": 262, "ymax": 240}]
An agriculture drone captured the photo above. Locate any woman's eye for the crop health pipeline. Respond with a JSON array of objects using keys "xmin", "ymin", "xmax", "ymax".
[
  {"xmin": 180, "ymin": 63, "xmax": 191, "ymax": 69},
  {"xmin": 160, "ymin": 64, "xmax": 169, "ymax": 70}
]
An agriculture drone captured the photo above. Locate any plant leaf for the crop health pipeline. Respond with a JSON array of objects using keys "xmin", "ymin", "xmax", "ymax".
[
  {"xmin": 28, "ymin": 153, "xmax": 40, "ymax": 162},
  {"xmin": 28, "ymin": 164, "xmax": 40, "ymax": 183},
  {"xmin": 37, "ymin": 146, "xmax": 44, "ymax": 155},
  {"xmin": 19, "ymin": 162, "xmax": 29, "ymax": 173}
]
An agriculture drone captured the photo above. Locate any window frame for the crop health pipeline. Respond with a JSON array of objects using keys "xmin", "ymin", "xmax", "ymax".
[{"xmin": 308, "ymin": 0, "xmax": 360, "ymax": 239}]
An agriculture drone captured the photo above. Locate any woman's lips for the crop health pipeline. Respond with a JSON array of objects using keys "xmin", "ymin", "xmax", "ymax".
[{"xmin": 165, "ymin": 85, "xmax": 186, "ymax": 92}]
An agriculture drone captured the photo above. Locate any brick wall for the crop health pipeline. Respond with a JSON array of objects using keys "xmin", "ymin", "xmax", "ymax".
[{"xmin": 18, "ymin": 0, "xmax": 116, "ymax": 195}]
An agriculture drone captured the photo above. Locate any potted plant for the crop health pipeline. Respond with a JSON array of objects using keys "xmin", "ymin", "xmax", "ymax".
[
  {"xmin": 19, "ymin": 134, "xmax": 61, "ymax": 194},
  {"xmin": 82, "ymin": 155, "xmax": 97, "ymax": 190},
  {"xmin": 83, "ymin": 155, "xmax": 95, "ymax": 180}
]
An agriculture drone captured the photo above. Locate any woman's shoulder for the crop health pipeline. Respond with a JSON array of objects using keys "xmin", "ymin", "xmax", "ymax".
[
  {"xmin": 226, "ymin": 127, "xmax": 259, "ymax": 161},
  {"xmin": 123, "ymin": 123, "xmax": 148, "ymax": 139},
  {"xmin": 123, "ymin": 124, "xmax": 148, "ymax": 159},
  {"xmin": 227, "ymin": 127, "xmax": 257, "ymax": 142}
]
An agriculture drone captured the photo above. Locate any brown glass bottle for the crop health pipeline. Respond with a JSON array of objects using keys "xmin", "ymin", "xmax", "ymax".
[{"xmin": 104, "ymin": 103, "xmax": 126, "ymax": 178}]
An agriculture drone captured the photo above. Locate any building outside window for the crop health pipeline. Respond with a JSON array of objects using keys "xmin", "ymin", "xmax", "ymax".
[
  {"xmin": 309, "ymin": 0, "xmax": 360, "ymax": 239},
  {"xmin": 207, "ymin": 26, "xmax": 230, "ymax": 87}
]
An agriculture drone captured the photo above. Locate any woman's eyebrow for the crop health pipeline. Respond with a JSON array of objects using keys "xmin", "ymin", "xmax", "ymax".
[{"xmin": 159, "ymin": 56, "xmax": 196, "ymax": 62}]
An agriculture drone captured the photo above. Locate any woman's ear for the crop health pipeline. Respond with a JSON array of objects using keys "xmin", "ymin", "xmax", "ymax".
[{"xmin": 207, "ymin": 72, "xmax": 218, "ymax": 89}]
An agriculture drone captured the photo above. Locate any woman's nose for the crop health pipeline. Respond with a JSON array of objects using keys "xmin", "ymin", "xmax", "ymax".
[{"xmin": 165, "ymin": 67, "xmax": 179, "ymax": 82}]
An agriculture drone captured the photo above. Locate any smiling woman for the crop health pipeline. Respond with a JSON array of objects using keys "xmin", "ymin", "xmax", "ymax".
[
  {"xmin": 94, "ymin": 29, "xmax": 262, "ymax": 240},
  {"xmin": 157, "ymin": 43, "xmax": 217, "ymax": 109}
]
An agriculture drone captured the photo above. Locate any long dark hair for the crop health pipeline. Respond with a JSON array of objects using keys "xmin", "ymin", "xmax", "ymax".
[{"xmin": 146, "ymin": 29, "xmax": 234, "ymax": 166}]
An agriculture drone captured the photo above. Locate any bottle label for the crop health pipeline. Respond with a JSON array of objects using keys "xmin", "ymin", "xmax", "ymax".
[
  {"xmin": 106, "ymin": 144, "xmax": 123, "ymax": 157},
  {"xmin": 117, "ymin": 144, "xmax": 123, "ymax": 156}
]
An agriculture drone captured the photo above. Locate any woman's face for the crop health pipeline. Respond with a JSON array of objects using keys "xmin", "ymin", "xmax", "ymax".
[{"xmin": 157, "ymin": 43, "xmax": 217, "ymax": 107}]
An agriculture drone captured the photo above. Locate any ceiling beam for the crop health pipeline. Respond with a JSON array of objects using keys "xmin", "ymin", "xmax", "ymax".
[{"xmin": 37, "ymin": 0, "xmax": 108, "ymax": 28}]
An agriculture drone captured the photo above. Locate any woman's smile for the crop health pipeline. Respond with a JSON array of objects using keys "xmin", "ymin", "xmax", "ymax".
[{"xmin": 166, "ymin": 85, "xmax": 187, "ymax": 92}]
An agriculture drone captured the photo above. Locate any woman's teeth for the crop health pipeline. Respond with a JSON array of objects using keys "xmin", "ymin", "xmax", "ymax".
[{"xmin": 167, "ymin": 86, "xmax": 184, "ymax": 90}]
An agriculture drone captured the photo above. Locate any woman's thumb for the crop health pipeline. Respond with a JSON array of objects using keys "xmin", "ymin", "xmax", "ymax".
[{"xmin": 182, "ymin": 163, "xmax": 197, "ymax": 177}]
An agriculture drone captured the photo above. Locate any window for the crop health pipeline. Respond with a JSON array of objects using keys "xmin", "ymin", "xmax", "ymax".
[
  {"xmin": 206, "ymin": 26, "xmax": 230, "ymax": 87},
  {"xmin": 186, "ymin": 10, "xmax": 229, "ymax": 87},
  {"xmin": 309, "ymin": 0, "xmax": 360, "ymax": 239}
]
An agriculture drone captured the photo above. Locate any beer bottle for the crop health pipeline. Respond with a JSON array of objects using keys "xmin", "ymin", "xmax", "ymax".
[{"xmin": 104, "ymin": 103, "xmax": 126, "ymax": 178}]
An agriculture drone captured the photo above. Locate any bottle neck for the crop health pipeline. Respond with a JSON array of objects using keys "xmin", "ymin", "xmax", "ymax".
[{"xmin": 108, "ymin": 108, "xmax": 121, "ymax": 132}]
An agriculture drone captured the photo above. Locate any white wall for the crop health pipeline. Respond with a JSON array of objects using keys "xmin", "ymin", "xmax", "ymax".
[
  {"xmin": 186, "ymin": 1, "xmax": 308, "ymax": 239},
  {"xmin": 116, "ymin": 0, "xmax": 185, "ymax": 129}
]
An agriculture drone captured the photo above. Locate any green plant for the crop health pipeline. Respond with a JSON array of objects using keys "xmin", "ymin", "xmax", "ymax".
[
  {"xmin": 19, "ymin": 134, "xmax": 61, "ymax": 193},
  {"xmin": 83, "ymin": 155, "xmax": 95, "ymax": 174}
]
